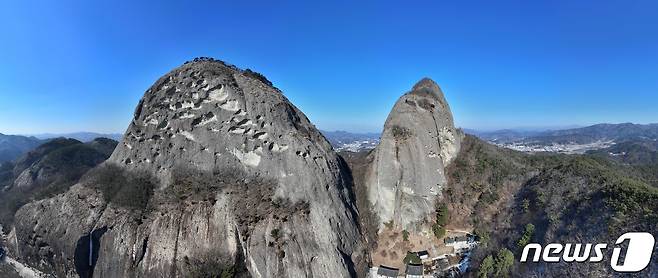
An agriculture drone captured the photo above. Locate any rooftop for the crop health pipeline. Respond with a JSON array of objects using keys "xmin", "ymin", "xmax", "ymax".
[
  {"xmin": 405, "ymin": 264, "xmax": 423, "ymax": 275},
  {"xmin": 377, "ymin": 265, "xmax": 399, "ymax": 277}
]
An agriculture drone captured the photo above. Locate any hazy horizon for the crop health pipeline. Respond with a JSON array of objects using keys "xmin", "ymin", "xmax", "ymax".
[{"xmin": 5, "ymin": 122, "xmax": 658, "ymax": 138}]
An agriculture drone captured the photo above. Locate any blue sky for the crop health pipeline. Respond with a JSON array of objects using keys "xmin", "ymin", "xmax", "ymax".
[{"xmin": 1, "ymin": 0, "xmax": 657, "ymax": 134}]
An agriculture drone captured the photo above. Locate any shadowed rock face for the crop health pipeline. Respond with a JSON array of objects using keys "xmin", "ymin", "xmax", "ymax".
[
  {"xmin": 12, "ymin": 59, "xmax": 365, "ymax": 278},
  {"xmin": 366, "ymin": 78, "xmax": 462, "ymax": 231},
  {"xmin": 73, "ymin": 226, "xmax": 108, "ymax": 278}
]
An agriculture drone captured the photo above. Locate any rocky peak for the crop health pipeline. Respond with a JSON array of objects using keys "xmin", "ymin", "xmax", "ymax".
[
  {"xmin": 365, "ymin": 78, "xmax": 462, "ymax": 231},
  {"xmin": 109, "ymin": 59, "xmax": 328, "ymax": 185},
  {"xmin": 13, "ymin": 58, "xmax": 365, "ymax": 278},
  {"xmin": 410, "ymin": 77, "xmax": 443, "ymax": 98}
]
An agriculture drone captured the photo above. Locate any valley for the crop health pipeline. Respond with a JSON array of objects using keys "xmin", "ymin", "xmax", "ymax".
[
  {"xmin": 322, "ymin": 131, "xmax": 380, "ymax": 152},
  {"xmin": 472, "ymin": 123, "xmax": 658, "ymax": 155},
  {"xmin": 492, "ymin": 140, "xmax": 615, "ymax": 154}
]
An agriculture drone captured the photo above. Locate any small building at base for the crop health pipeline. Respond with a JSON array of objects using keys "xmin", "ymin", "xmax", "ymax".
[
  {"xmin": 416, "ymin": 250, "xmax": 429, "ymax": 260},
  {"xmin": 376, "ymin": 265, "xmax": 399, "ymax": 278},
  {"xmin": 405, "ymin": 264, "xmax": 424, "ymax": 278}
]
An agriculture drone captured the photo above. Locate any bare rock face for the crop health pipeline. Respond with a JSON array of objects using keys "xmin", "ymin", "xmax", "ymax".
[
  {"xmin": 12, "ymin": 58, "xmax": 365, "ymax": 278},
  {"xmin": 366, "ymin": 78, "xmax": 462, "ymax": 231}
]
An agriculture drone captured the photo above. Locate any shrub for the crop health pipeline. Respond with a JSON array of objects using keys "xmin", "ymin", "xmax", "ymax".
[
  {"xmin": 517, "ymin": 223, "xmax": 535, "ymax": 249},
  {"xmin": 417, "ymin": 98, "xmax": 434, "ymax": 111},
  {"xmin": 478, "ymin": 255, "xmax": 494, "ymax": 278},
  {"xmin": 83, "ymin": 163, "xmax": 156, "ymax": 210},
  {"xmin": 402, "ymin": 230, "xmax": 409, "ymax": 241},
  {"xmin": 270, "ymin": 228, "xmax": 281, "ymax": 240},
  {"xmin": 244, "ymin": 68, "xmax": 273, "ymax": 87},
  {"xmin": 521, "ymin": 198, "xmax": 530, "ymax": 213},
  {"xmin": 187, "ymin": 259, "xmax": 235, "ymax": 278},
  {"xmin": 432, "ymin": 203, "xmax": 448, "ymax": 239},
  {"xmin": 432, "ymin": 223, "xmax": 446, "ymax": 239},
  {"xmin": 436, "ymin": 204, "xmax": 448, "ymax": 226},
  {"xmin": 494, "ymin": 248, "xmax": 515, "ymax": 278},
  {"xmin": 0, "ymin": 192, "xmax": 28, "ymax": 228},
  {"xmin": 166, "ymin": 166, "xmax": 226, "ymax": 203},
  {"xmin": 0, "ymin": 162, "xmax": 14, "ymax": 184},
  {"xmin": 391, "ymin": 125, "xmax": 412, "ymax": 140},
  {"xmin": 474, "ymin": 228, "xmax": 490, "ymax": 247},
  {"xmin": 403, "ymin": 252, "xmax": 421, "ymax": 264}
]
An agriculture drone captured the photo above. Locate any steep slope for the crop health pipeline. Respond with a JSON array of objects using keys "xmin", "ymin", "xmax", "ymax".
[
  {"xmin": 444, "ymin": 135, "xmax": 658, "ymax": 277},
  {"xmin": 0, "ymin": 137, "xmax": 117, "ymax": 228},
  {"xmin": 10, "ymin": 58, "xmax": 365, "ymax": 278},
  {"xmin": 365, "ymin": 78, "xmax": 462, "ymax": 231},
  {"xmin": 0, "ymin": 134, "xmax": 43, "ymax": 164},
  {"xmin": 587, "ymin": 139, "xmax": 658, "ymax": 187},
  {"xmin": 588, "ymin": 139, "xmax": 658, "ymax": 165}
]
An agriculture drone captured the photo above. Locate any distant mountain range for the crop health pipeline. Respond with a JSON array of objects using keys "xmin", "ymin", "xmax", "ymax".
[
  {"xmin": 0, "ymin": 132, "xmax": 122, "ymax": 165},
  {"xmin": 29, "ymin": 132, "xmax": 123, "ymax": 142},
  {"xmin": 524, "ymin": 123, "xmax": 658, "ymax": 144},
  {"xmin": 468, "ymin": 123, "xmax": 658, "ymax": 154},
  {"xmin": 0, "ymin": 134, "xmax": 43, "ymax": 164}
]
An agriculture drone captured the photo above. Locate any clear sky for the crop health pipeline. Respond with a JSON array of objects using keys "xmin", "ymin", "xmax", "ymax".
[{"xmin": 1, "ymin": 0, "xmax": 657, "ymax": 134}]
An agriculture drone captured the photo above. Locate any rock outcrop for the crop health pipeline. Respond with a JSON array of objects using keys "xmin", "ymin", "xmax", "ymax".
[
  {"xmin": 11, "ymin": 58, "xmax": 365, "ymax": 277},
  {"xmin": 365, "ymin": 78, "xmax": 462, "ymax": 231}
]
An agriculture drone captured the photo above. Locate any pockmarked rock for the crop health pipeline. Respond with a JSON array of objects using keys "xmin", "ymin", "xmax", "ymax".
[{"xmin": 12, "ymin": 58, "xmax": 365, "ymax": 278}]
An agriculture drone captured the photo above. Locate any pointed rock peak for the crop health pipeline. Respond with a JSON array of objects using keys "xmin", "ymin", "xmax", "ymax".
[
  {"xmin": 366, "ymin": 77, "xmax": 462, "ymax": 232},
  {"xmin": 412, "ymin": 77, "xmax": 438, "ymax": 90},
  {"xmin": 410, "ymin": 77, "xmax": 444, "ymax": 100}
]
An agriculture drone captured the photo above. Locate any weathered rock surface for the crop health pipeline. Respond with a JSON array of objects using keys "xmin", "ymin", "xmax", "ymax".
[
  {"xmin": 12, "ymin": 58, "xmax": 365, "ymax": 278},
  {"xmin": 365, "ymin": 78, "xmax": 462, "ymax": 231}
]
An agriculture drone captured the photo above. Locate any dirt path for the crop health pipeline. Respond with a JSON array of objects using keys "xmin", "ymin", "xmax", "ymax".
[{"xmin": 371, "ymin": 228, "xmax": 454, "ymax": 269}]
